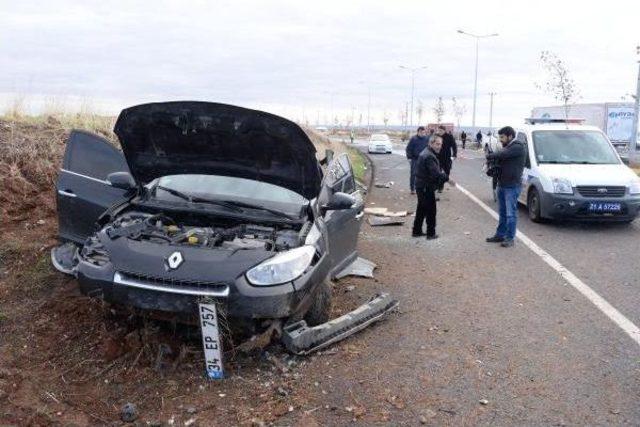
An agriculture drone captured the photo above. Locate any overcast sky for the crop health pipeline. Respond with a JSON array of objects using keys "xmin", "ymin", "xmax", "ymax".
[{"xmin": 1, "ymin": 0, "xmax": 639, "ymax": 127}]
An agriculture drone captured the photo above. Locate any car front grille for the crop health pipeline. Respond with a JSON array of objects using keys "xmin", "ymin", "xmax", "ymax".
[
  {"xmin": 576, "ymin": 186, "xmax": 626, "ymax": 198},
  {"xmin": 117, "ymin": 270, "xmax": 230, "ymax": 294}
]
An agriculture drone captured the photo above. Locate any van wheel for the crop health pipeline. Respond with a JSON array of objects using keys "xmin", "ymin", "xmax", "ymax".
[
  {"xmin": 305, "ymin": 279, "xmax": 332, "ymax": 326},
  {"xmin": 527, "ymin": 188, "xmax": 543, "ymax": 223}
]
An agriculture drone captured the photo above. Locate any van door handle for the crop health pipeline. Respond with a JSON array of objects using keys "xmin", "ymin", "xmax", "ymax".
[{"xmin": 58, "ymin": 190, "xmax": 77, "ymax": 198}]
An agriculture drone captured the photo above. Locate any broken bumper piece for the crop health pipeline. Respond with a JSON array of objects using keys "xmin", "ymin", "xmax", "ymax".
[{"xmin": 282, "ymin": 293, "xmax": 399, "ymax": 355}]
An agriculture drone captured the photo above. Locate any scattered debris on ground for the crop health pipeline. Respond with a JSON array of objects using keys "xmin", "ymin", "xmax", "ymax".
[
  {"xmin": 368, "ymin": 216, "xmax": 405, "ymax": 226},
  {"xmin": 335, "ymin": 257, "xmax": 377, "ymax": 279},
  {"xmin": 374, "ymin": 181, "xmax": 394, "ymax": 188}
]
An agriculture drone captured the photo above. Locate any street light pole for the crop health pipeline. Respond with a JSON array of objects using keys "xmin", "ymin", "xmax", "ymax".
[
  {"xmin": 488, "ymin": 92, "xmax": 496, "ymax": 129},
  {"xmin": 399, "ymin": 65, "xmax": 427, "ymax": 130},
  {"xmin": 630, "ymin": 45, "xmax": 640, "ymax": 165},
  {"xmin": 457, "ymin": 30, "xmax": 499, "ymax": 127}
]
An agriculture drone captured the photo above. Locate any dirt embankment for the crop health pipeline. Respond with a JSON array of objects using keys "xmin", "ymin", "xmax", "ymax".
[{"xmin": 0, "ymin": 116, "xmax": 365, "ymax": 426}]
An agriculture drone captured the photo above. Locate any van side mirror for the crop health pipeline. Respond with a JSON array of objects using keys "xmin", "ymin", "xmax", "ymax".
[
  {"xmin": 321, "ymin": 192, "xmax": 355, "ymax": 215},
  {"xmin": 107, "ymin": 172, "xmax": 136, "ymax": 190}
]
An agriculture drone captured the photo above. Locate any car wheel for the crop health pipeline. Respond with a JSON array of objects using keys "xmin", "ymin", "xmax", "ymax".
[
  {"xmin": 304, "ymin": 279, "xmax": 332, "ymax": 326},
  {"xmin": 527, "ymin": 188, "xmax": 543, "ymax": 223}
]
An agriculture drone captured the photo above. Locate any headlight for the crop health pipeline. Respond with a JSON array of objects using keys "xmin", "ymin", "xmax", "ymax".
[
  {"xmin": 246, "ymin": 246, "xmax": 316, "ymax": 286},
  {"xmin": 629, "ymin": 180, "xmax": 640, "ymax": 195},
  {"xmin": 551, "ymin": 178, "xmax": 573, "ymax": 194}
]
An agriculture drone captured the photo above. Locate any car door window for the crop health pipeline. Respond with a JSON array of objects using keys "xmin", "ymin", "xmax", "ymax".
[
  {"xmin": 336, "ymin": 154, "xmax": 356, "ymax": 194},
  {"xmin": 63, "ymin": 130, "xmax": 129, "ymax": 180}
]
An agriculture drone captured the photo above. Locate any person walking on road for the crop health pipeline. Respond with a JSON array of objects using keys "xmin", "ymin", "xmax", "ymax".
[
  {"xmin": 406, "ymin": 126, "xmax": 429, "ymax": 195},
  {"xmin": 485, "ymin": 126, "xmax": 526, "ymax": 248},
  {"xmin": 476, "ymin": 130, "xmax": 483, "ymax": 149},
  {"xmin": 412, "ymin": 134, "xmax": 454, "ymax": 240},
  {"xmin": 460, "ymin": 131, "xmax": 467, "ymax": 150},
  {"xmin": 436, "ymin": 126, "xmax": 457, "ymax": 193}
]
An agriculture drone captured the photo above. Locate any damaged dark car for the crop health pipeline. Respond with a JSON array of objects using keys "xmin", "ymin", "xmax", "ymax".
[{"xmin": 52, "ymin": 101, "xmax": 366, "ymax": 334}]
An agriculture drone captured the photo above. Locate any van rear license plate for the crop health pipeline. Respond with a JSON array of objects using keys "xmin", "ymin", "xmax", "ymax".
[
  {"xmin": 199, "ymin": 303, "xmax": 224, "ymax": 379},
  {"xmin": 588, "ymin": 202, "xmax": 621, "ymax": 213}
]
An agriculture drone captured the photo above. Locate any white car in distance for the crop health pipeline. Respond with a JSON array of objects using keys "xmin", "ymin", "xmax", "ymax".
[{"xmin": 368, "ymin": 133, "xmax": 393, "ymax": 154}]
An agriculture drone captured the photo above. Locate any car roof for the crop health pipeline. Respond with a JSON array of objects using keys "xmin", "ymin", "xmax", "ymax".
[{"xmin": 519, "ymin": 124, "xmax": 603, "ymax": 132}]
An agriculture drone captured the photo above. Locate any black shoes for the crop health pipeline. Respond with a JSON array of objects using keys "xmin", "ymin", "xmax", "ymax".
[
  {"xmin": 426, "ymin": 234, "xmax": 439, "ymax": 240},
  {"xmin": 412, "ymin": 231, "xmax": 426, "ymax": 237},
  {"xmin": 486, "ymin": 236, "xmax": 505, "ymax": 243},
  {"xmin": 500, "ymin": 240, "xmax": 515, "ymax": 248}
]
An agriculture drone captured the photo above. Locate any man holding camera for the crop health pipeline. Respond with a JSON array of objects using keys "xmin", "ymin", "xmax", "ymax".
[{"xmin": 485, "ymin": 126, "xmax": 526, "ymax": 248}]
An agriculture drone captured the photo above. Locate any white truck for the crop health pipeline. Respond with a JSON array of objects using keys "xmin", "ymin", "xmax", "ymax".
[{"xmin": 531, "ymin": 103, "xmax": 636, "ymax": 149}]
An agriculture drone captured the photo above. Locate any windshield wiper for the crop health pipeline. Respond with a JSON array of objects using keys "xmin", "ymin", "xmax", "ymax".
[
  {"xmin": 155, "ymin": 186, "xmax": 243, "ymax": 212},
  {"xmin": 219, "ymin": 199, "xmax": 298, "ymax": 220}
]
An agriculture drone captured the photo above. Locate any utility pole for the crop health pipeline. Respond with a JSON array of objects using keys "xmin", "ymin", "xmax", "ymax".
[
  {"xmin": 630, "ymin": 45, "xmax": 640, "ymax": 165},
  {"xmin": 457, "ymin": 30, "xmax": 499, "ymax": 127},
  {"xmin": 367, "ymin": 87, "xmax": 371, "ymax": 132},
  {"xmin": 488, "ymin": 92, "xmax": 496, "ymax": 130},
  {"xmin": 399, "ymin": 65, "xmax": 428, "ymax": 129}
]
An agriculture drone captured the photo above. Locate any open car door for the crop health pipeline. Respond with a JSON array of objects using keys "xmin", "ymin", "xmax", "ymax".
[
  {"xmin": 56, "ymin": 130, "xmax": 132, "ymax": 244},
  {"xmin": 318, "ymin": 153, "xmax": 364, "ymax": 277}
]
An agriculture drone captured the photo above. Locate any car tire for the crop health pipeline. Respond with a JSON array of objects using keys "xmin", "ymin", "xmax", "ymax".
[
  {"xmin": 304, "ymin": 279, "xmax": 332, "ymax": 326},
  {"xmin": 527, "ymin": 188, "xmax": 543, "ymax": 223}
]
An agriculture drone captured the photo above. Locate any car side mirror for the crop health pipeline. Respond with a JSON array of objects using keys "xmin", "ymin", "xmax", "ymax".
[
  {"xmin": 321, "ymin": 192, "xmax": 355, "ymax": 215},
  {"xmin": 107, "ymin": 172, "xmax": 136, "ymax": 190}
]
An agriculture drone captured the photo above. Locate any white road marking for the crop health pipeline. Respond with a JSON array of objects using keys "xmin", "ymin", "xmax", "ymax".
[{"xmin": 455, "ymin": 183, "xmax": 640, "ymax": 347}]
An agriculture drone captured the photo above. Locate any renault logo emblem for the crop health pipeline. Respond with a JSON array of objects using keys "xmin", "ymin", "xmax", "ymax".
[{"xmin": 165, "ymin": 251, "xmax": 184, "ymax": 270}]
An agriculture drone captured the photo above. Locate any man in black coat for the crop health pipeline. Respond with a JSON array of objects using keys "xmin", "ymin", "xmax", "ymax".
[
  {"xmin": 436, "ymin": 126, "xmax": 457, "ymax": 192},
  {"xmin": 412, "ymin": 134, "xmax": 454, "ymax": 240},
  {"xmin": 460, "ymin": 131, "xmax": 467, "ymax": 149},
  {"xmin": 405, "ymin": 126, "xmax": 429, "ymax": 194}
]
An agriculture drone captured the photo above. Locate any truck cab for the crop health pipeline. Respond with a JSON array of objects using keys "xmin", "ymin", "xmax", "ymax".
[{"xmin": 515, "ymin": 118, "xmax": 640, "ymax": 223}]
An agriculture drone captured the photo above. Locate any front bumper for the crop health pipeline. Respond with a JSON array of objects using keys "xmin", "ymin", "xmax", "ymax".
[
  {"xmin": 538, "ymin": 191, "xmax": 640, "ymax": 221},
  {"xmin": 368, "ymin": 145, "xmax": 391, "ymax": 153},
  {"xmin": 75, "ymin": 252, "xmax": 331, "ymax": 321}
]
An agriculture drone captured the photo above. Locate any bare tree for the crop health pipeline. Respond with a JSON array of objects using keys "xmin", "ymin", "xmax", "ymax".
[
  {"xmin": 536, "ymin": 50, "xmax": 580, "ymax": 120},
  {"xmin": 451, "ymin": 97, "xmax": 467, "ymax": 128},
  {"xmin": 416, "ymin": 100, "xmax": 425, "ymax": 125},
  {"xmin": 433, "ymin": 96, "xmax": 445, "ymax": 124}
]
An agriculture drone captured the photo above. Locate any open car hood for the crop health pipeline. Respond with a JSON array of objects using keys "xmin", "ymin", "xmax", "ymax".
[{"xmin": 114, "ymin": 101, "xmax": 322, "ymax": 200}]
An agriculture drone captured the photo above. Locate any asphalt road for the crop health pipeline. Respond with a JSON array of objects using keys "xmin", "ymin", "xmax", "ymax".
[{"xmin": 293, "ymin": 138, "xmax": 640, "ymax": 426}]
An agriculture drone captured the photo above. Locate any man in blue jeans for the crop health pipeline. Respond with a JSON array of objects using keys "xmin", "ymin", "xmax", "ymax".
[{"xmin": 485, "ymin": 126, "xmax": 526, "ymax": 247}]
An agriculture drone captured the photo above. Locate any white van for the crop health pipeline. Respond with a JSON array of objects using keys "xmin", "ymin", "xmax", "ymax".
[{"xmin": 512, "ymin": 118, "xmax": 640, "ymax": 223}]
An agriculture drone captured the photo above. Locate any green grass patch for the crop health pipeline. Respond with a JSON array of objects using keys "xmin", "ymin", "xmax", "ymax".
[{"xmin": 347, "ymin": 147, "xmax": 367, "ymax": 182}]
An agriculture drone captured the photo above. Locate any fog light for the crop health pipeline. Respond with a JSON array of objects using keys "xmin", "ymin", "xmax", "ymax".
[{"xmin": 568, "ymin": 201, "xmax": 576, "ymax": 207}]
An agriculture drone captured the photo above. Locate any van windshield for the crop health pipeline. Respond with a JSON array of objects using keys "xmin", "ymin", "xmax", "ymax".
[{"xmin": 532, "ymin": 130, "xmax": 620, "ymax": 165}]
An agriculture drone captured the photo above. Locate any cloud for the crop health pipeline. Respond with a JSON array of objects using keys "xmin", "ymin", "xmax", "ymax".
[{"xmin": 1, "ymin": 0, "xmax": 639, "ymax": 126}]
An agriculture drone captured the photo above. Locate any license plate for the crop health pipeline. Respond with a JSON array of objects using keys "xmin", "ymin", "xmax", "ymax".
[
  {"xmin": 198, "ymin": 302, "xmax": 224, "ymax": 379},
  {"xmin": 588, "ymin": 202, "xmax": 622, "ymax": 213}
]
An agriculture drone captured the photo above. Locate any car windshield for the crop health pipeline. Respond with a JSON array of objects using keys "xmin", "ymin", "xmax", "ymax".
[
  {"xmin": 149, "ymin": 174, "xmax": 308, "ymax": 216},
  {"xmin": 532, "ymin": 130, "xmax": 620, "ymax": 165},
  {"xmin": 371, "ymin": 135, "xmax": 389, "ymax": 141}
]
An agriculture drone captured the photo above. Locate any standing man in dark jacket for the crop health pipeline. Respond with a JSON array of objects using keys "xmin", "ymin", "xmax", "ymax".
[
  {"xmin": 460, "ymin": 131, "xmax": 467, "ymax": 149},
  {"xmin": 405, "ymin": 126, "xmax": 429, "ymax": 195},
  {"xmin": 412, "ymin": 134, "xmax": 454, "ymax": 240},
  {"xmin": 476, "ymin": 130, "xmax": 483, "ymax": 149},
  {"xmin": 485, "ymin": 126, "xmax": 526, "ymax": 247},
  {"xmin": 436, "ymin": 126, "xmax": 457, "ymax": 192}
]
